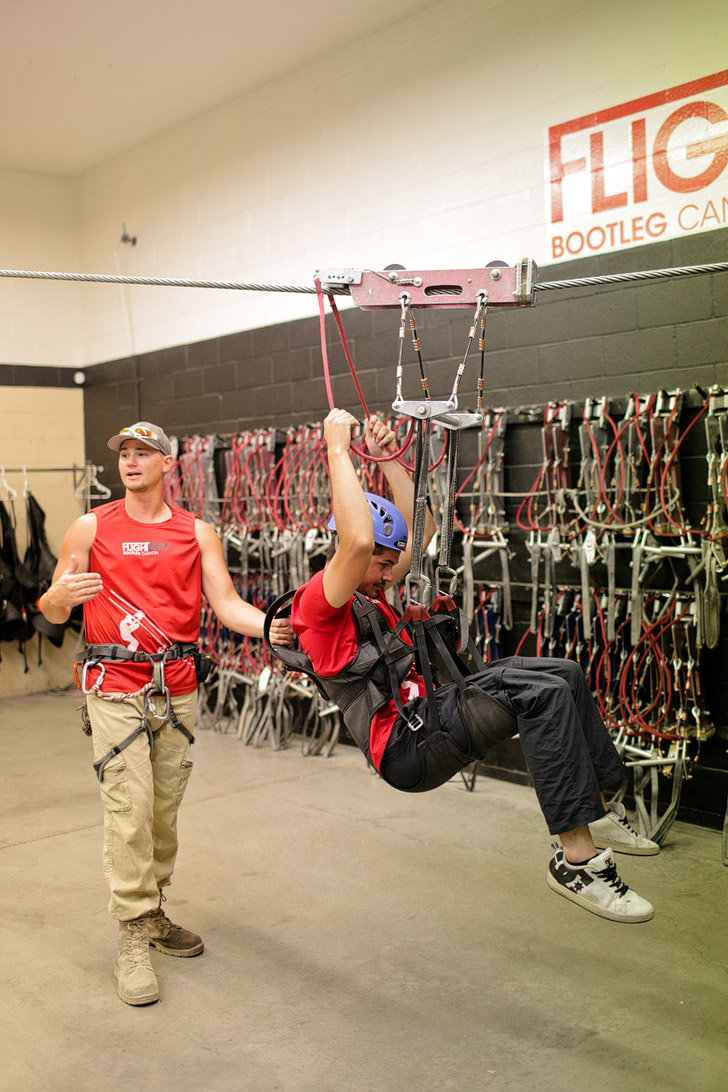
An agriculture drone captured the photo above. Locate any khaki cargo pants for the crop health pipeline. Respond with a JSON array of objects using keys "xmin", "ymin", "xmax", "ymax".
[{"xmin": 87, "ymin": 689, "xmax": 198, "ymax": 921}]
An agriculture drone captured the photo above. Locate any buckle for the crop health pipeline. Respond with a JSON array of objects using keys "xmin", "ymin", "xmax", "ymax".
[{"xmin": 406, "ymin": 714, "xmax": 424, "ymax": 732}]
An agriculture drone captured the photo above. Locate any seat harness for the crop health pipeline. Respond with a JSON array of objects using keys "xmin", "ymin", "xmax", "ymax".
[
  {"xmin": 264, "ymin": 586, "xmax": 516, "ymax": 784},
  {"xmin": 80, "ymin": 641, "xmax": 199, "ymax": 781},
  {"xmin": 264, "ymin": 591, "xmax": 417, "ymax": 764}
]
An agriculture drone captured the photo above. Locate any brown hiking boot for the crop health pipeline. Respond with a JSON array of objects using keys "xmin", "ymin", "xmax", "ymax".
[
  {"xmin": 115, "ymin": 919, "xmax": 160, "ymax": 1005},
  {"xmin": 145, "ymin": 893, "xmax": 204, "ymax": 957}
]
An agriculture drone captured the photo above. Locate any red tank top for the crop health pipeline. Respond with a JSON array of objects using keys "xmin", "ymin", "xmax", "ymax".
[{"xmin": 84, "ymin": 500, "xmax": 201, "ymax": 694}]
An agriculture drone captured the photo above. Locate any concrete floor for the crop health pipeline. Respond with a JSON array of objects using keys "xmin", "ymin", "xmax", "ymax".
[{"xmin": 1, "ymin": 690, "xmax": 726, "ymax": 1092}]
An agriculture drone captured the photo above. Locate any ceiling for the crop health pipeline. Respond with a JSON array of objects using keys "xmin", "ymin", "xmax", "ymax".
[{"xmin": 2, "ymin": 0, "xmax": 437, "ymax": 178}]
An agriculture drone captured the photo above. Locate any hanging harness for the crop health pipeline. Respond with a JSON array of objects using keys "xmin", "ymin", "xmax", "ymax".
[
  {"xmin": 264, "ymin": 591, "xmax": 415, "ymax": 763},
  {"xmin": 80, "ymin": 641, "xmax": 208, "ymax": 781},
  {"xmin": 0, "ymin": 499, "xmax": 27, "ymax": 647},
  {"xmin": 21, "ymin": 491, "xmax": 71, "ymax": 652},
  {"xmin": 264, "ymin": 588, "xmax": 516, "ymax": 792}
]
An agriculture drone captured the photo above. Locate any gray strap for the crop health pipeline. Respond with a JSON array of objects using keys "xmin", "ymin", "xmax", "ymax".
[
  {"xmin": 462, "ymin": 536, "xmax": 474, "ymax": 621},
  {"xmin": 630, "ymin": 539, "xmax": 644, "ymax": 646},
  {"xmin": 703, "ymin": 546, "xmax": 721, "ymax": 650},
  {"xmin": 499, "ymin": 545, "xmax": 513, "ymax": 631},
  {"xmin": 579, "ymin": 544, "xmax": 592, "ymax": 641},
  {"xmin": 529, "ymin": 536, "xmax": 540, "ymax": 633},
  {"xmin": 606, "ymin": 533, "xmax": 616, "ymax": 642},
  {"xmin": 93, "ymin": 721, "xmax": 150, "ymax": 782}
]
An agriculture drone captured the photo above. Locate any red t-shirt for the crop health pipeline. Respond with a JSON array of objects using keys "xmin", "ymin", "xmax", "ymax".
[
  {"xmin": 291, "ymin": 570, "xmax": 425, "ymax": 771},
  {"xmin": 83, "ymin": 500, "xmax": 201, "ymax": 694}
]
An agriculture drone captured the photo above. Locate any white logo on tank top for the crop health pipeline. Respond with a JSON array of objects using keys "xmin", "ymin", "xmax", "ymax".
[
  {"xmin": 119, "ymin": 611, "xmax": 146, "ymax": 651},
  {"xmin": 122, "ymin": 541, "xmax": 172, "ymax": 555}
]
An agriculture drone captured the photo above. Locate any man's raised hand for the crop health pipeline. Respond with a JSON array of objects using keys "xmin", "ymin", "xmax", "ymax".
[
  {"xmin": 52, "ymin": 555, "xmax": 103, "ymax": 608},
  {"xmin": 323, "ymin": 408, "xmax": 359, "ymax": 456},
  {"xmin": 365, "ymin": 414, "xmax": 397, "ymax": 458}
]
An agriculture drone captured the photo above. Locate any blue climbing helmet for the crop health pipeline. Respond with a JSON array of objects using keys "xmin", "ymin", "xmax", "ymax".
[{"xmin": 328, "ymin": 492, "xmax": 408, "ymax": 552}]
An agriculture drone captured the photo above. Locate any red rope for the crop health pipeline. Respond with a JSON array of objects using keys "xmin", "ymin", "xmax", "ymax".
[{"xmin": 314, "ymin": 276, "xmax": 415, "ymax": 465}]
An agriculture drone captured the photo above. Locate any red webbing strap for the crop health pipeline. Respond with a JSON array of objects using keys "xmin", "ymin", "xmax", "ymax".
[
  {"xmin": 315, "ymin": 275, "xmax": 369, "ymax": 416},
  {"xmin": 328, "ymin": 293, "xmax": 371, "ymax": 417},
  {"xmin": 314, "ymin": 275, "xmax": 414, "ymax": 464}
]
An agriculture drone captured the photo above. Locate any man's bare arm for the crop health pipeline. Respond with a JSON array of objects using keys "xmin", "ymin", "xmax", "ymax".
[
  {"xmin": 320, "ymin": 409, "xmax": 375, "ymax": 608},
  {"xmin": 197, "ymin": 520, "xmax": 292, "ymax": 643}
]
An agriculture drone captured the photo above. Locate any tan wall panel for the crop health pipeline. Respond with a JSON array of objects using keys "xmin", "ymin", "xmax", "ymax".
[{"xmin": 1, "ymin": 388, "xmax": 86, "ymax": 697}]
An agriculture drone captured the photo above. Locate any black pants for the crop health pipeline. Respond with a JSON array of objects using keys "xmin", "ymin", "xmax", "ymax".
[{"xmin": 379, "ymin": 656, "xmax": 626, "ymax": 835}]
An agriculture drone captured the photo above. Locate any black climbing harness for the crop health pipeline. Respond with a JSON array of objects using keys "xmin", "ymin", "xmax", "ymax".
[
  {"xmin": 81, "ymin": 641, "xmax": 204, "ymax": 781},
  {"xmin": 264, "ymin": 584, "xmax": 516, "ymax": 788},
  {"xmin": 263, "ymin": 591, "xmax": 417, "ymax": 763}
]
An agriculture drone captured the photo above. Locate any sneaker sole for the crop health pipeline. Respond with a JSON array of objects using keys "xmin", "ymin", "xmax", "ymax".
[
  {"xmin": 546, "ymin": 872, "xmax": 655, "ymax": 923},
  {"xmin": 148, "ymin": 938, "xmax": 204, "ymax": 958},
  {"xmin": 591, "ymin": 838, "xmax": 660, "ymax": 856}
]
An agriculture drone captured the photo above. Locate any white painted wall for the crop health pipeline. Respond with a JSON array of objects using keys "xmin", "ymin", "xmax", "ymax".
[
  {"xmin": 0, "ymin": 168, "xmax": 81, "ymax": 365},
  {"xmin": 1, "ymin": 0, "xmax": 727, "ymax": 367}
]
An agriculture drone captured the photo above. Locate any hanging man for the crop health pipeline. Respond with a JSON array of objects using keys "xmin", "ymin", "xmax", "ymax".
[
  {"xmin": 274, "ymin": 409, "xmax": 658, "ymax": 925},
  {"xmin": 39, "ymin": 422, "xmax": 293, "ymax": 1006}
]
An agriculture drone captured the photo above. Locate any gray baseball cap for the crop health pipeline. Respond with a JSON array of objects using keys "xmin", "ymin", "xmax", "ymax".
[{"xmin": 107, "ymin": 422, "xmax": 172, "ymax": 456}]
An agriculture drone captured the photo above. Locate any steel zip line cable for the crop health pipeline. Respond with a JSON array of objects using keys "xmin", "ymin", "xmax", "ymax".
[
  {"xmin": 534, "ymin": 260, "xmax": 728, "ymax": 292},
  {"xmin": 1, "ymin": 260, "xmax": 727, "ymax": 294},
  {"xmin": 0, "ymin": 268, "xmax": 343, "ymax": 293}
]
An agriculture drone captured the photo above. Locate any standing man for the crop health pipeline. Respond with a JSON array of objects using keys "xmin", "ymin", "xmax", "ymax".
[
  {"xmin": 39, "ymin": 422, "xmax": 292, "ymax": 1006},
  {"xmin": 285, "ymin": 409, "xmax": 658, "ymax": 925}
]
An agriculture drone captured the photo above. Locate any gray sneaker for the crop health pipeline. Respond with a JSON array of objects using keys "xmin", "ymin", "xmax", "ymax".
[
  {"xmin": 589, "ymin": 802, "xmax": 660, "ymax": 855},
  {"xmin": 547, "ymin": 847, "xmax": 655, "ymax": 922},
  {"xmin": 115, "ymin": 919, "xmax": 160, "ymax": 1005}
]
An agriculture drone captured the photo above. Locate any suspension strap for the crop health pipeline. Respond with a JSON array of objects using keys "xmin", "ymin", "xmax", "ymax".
[
  {"xmin": 314, "ymin": 276, "xmax": 412, "ymax": 464},
  {"xmin": 647, "ymin": 390, "xmax": 683, "ymax": 534},
  {"xmin": 388, "ymin": 602, "xmax": 437, "ymax": 730},
  {"xmin": 367, "ymin": 605, "xmax": 427, "ymax": 732},
  {"xmin": 405, "ymin": 418, "xmax": 434, "ymax": 606},
  {"xmin": 435, "ymin": 427, "xmax": 460, "ymax": 598}
]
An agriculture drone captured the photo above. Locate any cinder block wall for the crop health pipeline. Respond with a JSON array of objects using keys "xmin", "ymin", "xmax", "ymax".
[{"xmin": 84, "ymin": 229, "xmax": 728, "ymax": 464}]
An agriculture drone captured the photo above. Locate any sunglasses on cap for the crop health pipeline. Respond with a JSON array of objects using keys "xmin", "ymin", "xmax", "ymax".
[
  {"xmin": 118, "ymin": 426, "xmax": 155, "ymax": 439},
  {"xmin": 108, "ymin": 422, "xmax": 171, "ymax": 456}
]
